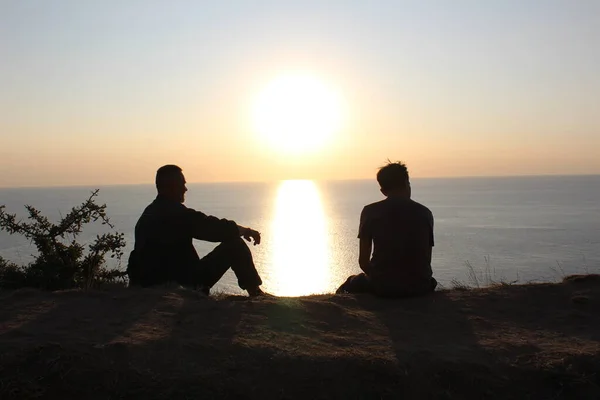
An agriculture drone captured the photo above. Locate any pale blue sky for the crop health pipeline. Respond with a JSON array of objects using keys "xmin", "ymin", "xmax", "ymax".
[{"xmin": 1, "ymin": 0, "xmax": 599, "ymax": 186}]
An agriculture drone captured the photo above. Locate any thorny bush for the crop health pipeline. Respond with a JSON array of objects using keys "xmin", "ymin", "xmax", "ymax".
[{"xmin": 0, "ymin": 190, "xmax": 126, "ymax": 290}]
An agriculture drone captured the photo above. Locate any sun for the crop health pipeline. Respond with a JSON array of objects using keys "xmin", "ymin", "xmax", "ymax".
[{"xmin": 252, "ymin": 73, "xmax": 343, "ymax": 153}]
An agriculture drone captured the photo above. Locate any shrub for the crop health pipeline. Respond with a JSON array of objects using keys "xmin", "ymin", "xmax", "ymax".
[
  {"xmin": 0, "ymin": 256, "xmax": 28, "ymax": 289},
  {"xmin": 0, "ymin": 190, "xmax": 126, "ymax": 290}
]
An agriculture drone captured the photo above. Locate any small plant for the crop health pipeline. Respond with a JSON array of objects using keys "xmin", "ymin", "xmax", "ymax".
[
  {"xmin": 450, "ymin": 278, "xmax": 470, "ymax": 291},
  {"xmin": 465, "ymin": 260, "xmax": 481, "ymax": 288},
  {"xmin": 0, "ymin": 256, "xmax": 27, "ymax": 289},
  {"xmin": 461, "ymin": 257, "xmax": 518, "ymax": 289},
  {"xmin": 549, "ymin": 260, "xmax": 567, "ymax": 281},
  {"xmin": 0, "ymin": 190, "xmax": 126, "ymax": 290}
]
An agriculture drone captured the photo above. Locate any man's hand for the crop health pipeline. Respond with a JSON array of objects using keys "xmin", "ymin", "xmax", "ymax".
[{"xmin": 239, "ymin": 226, "xmax": 261, "ymax": 246}]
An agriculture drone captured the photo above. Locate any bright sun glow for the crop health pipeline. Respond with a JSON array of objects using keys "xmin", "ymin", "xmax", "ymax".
[{"xmin": 253, "ymin": 73, "xmax": 344, "ymax": 153}]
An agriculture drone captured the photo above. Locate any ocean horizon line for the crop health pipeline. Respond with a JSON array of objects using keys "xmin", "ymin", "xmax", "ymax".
[{"xmin": 1, "ymin": 173, "xmax": 599, "ymax": 190}]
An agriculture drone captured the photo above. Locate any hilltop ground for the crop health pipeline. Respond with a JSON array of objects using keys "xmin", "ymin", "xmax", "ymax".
[{"xmin": 1, "ymin": 275, "xmax": 599, "ymax": 399}]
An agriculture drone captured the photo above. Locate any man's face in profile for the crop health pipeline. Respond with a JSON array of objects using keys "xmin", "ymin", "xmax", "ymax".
[{"xmin": 174, "ymin": 173, "xmax": 187, "ymax": 203}]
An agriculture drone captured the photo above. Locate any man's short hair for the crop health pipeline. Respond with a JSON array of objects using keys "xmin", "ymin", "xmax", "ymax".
[
  {"xmin": 376, "ymin": 161, "xmax": 409, "ymax": 191},
  {"xmin": 156, "ymin": 164, "xmax": 183, "ymax": 191}
]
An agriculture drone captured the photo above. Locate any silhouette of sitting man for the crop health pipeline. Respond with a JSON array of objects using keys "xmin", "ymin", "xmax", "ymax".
[
  {"xmin": 128, "ymin": 165, "xmax": 270, "ymax": 297},
  {"xmin": 337, "ymin": 161, "xmax": 437, "ymax": 297}
]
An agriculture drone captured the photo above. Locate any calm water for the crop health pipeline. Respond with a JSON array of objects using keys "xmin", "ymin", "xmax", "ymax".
[{"xmin": 1, "ymin": 176, "xmax": 599, "ymax": 295}]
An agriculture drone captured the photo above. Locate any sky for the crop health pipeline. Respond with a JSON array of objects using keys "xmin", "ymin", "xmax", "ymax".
[{"xmin": 1, "ymin": 0, "xmax": 599, "ymax": 187}]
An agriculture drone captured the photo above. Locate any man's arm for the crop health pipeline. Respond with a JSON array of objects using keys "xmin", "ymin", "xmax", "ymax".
[
  {"xmin": 359, "ymin": 237, "xmax": 372, "ymax": 274},
  {"xmin": 357, "ymin": 206, "xmax": 372, "ymax": 274},
  {"xmin": 187, "ymin": 208, "xmax": 240, "ymax": 242},
  {"xmin": 185, "ymin": 204, "xmax": 262, "ymax": 245}
]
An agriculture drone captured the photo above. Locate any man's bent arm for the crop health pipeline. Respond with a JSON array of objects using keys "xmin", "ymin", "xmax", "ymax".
[
  {"xmin": 238, "ymin": 225, "xmax": 261, "ymax": 245},
  {"xmin": 359, "ymin": 237, "xmax": 372, "ymax": 274},
  {"xmin": 188, "ymin": 208, "xmax": 239, "ymax": 242},
  {"xmin": 188, "ymin": 209, "xmax": 260, "ymax": 245}
]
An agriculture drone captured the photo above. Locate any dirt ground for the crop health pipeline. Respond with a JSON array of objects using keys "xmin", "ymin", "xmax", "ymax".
[{"xmin": 1, "ymin": 275, "xmax": 599, "ymax": 399}]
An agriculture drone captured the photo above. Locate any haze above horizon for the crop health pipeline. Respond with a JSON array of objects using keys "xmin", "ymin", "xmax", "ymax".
[{"xmin": 1, "ymin": 1, "xmax": 599, "ymax": 187}]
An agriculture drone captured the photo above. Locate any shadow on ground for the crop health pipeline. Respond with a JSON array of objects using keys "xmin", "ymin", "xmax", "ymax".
[{"xmin": 1, "ymin": 276, "xmax": 599, "ymax": 399}]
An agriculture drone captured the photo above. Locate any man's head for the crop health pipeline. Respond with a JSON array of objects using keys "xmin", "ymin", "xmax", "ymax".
[
  {"xmin": 376, "ymin": 161, "xmax": 411, "ymax": 198},
  {"xmin": 156, "ymin": 164, "xmax": 187, "ymax": 203}
]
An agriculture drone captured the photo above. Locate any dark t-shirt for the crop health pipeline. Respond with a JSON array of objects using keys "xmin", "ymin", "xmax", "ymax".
[{"xmin": 358, "ymin": 197, "xmax": 434, "ymax": 291}]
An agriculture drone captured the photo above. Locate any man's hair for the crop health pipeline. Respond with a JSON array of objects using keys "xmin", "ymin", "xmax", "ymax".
[
  {"xmin": 155, "ymin": 164, "xmax": 183, "ymax": 191},
  {"xmin": 376, "ymin": 161, "xmax": 409, "ymax": 191}
]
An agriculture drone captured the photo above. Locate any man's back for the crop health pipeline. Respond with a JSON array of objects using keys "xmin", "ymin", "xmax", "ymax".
[
  {"xmin": 359, "ymin": 197, "xmax": 434, "ymax": 291},
  {"xmin": 135, "ymin": 197, "xmax": 193, "ymax": 252}
]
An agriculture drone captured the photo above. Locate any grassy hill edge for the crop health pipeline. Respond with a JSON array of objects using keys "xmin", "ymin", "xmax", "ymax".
[{"xmin": 1, "ymin": 275, "xmax": 599, "ymax": 399}]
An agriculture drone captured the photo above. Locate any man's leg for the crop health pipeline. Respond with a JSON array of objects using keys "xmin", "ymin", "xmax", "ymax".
[
  {"xmin": 336, "ymin": 273, "xmax": 373, "ymax": 294},
  {"xmin": 197, "ymin": 237, "xmax": 263, "ymax": 292}
]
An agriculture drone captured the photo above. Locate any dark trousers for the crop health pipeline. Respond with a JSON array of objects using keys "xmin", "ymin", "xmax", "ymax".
[
  {"xmin": 129, "ymin": 238, "xmax": 262, "ymax": 291},
  {"xmin": 195, "ymin": 238, "xmax": 262, "ymax": 290},
  {"xmin": 336, "ymin": 273, "xmax": 437, "ymax": 298}
]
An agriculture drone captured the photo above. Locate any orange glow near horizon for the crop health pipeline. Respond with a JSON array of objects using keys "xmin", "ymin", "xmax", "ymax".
[{"xmin": 2, "ymin": 2, "xmax": 600, "ymax": 188}]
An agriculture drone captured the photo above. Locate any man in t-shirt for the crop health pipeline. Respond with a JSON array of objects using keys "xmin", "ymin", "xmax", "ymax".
[
  {"xmin": 336, "ymin": 161, "xmax": 437, "ymax": 297},
  {"xmin": 127, "ymin": 164, "xmax": 271, "ymax": 297}
]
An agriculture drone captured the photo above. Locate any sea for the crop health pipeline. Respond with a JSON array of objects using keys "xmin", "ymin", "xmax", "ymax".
[{"xmin": 1, "ymin": 175, "xmax": 599, "ymax": 296}]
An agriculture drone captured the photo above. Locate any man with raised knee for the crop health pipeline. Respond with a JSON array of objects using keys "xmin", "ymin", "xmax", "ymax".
[{"xmin": 128, "ymin": 165, "xmax": 270, "ymax": 297}]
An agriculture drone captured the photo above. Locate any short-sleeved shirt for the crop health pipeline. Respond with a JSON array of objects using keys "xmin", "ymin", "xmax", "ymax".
[{"xmin": 358, "ymin": 197, "xmax": 434, "ymax": 289}]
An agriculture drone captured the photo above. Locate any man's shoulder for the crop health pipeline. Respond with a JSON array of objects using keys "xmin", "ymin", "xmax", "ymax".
[
  {"xmin": 410, "ymin": 199, "xmax": 433, "ymax": 216},
  {"xmin": 143, "ymin": 197, "xmax": 190, "ymax": 216},
  {"xmin": 363, "ymin": 198, "xmax": 432, "ymax": 218},
  {"xmin": 361, "ymin": 199, "xmax": 389, "ymax": 217},
  {"xmin": 363, "ymin": 199, "xmax": 387, "ymax": 210}
]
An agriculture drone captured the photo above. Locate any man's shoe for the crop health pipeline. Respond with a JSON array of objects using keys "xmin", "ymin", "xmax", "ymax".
[{"xmin": 247, "ymin": 287, "xmax": 275, "ymax": 297}]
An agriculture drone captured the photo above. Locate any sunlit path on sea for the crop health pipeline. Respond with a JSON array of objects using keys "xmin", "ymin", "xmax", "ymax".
[{"xmin": 262, "ymin": 180, "xmax": 333, "ymax": 296}]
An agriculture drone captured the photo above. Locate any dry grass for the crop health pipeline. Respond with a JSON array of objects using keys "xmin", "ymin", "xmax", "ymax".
[{"xmin": 1, "ymin": 276, "xmax": 600, "ymax": 399}]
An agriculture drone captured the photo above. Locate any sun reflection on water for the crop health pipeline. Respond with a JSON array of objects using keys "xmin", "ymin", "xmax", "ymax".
[{"xmin": 264, "ymin": 180, "xmax": 331, "ymax": 296}]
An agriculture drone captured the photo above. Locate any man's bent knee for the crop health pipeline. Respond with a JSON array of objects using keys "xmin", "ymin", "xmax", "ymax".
[{"xmin": 221, "ymin": 237, "xmax": 251, "ymax": 253}]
